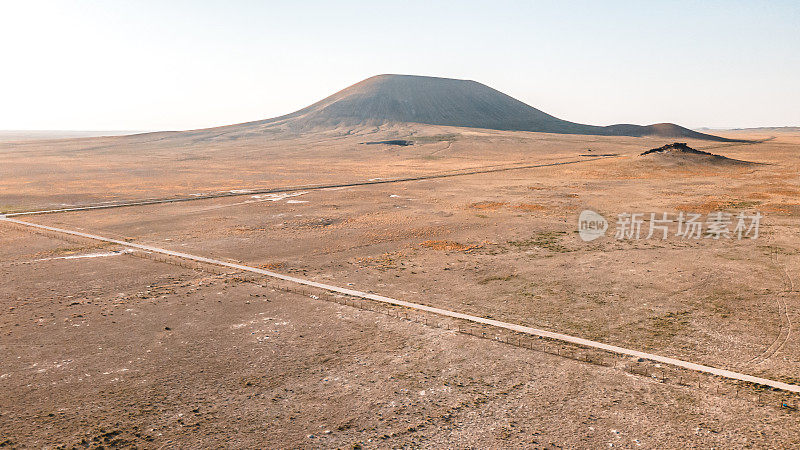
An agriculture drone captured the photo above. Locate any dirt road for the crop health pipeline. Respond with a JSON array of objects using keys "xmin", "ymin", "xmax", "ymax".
[{"xmin": 4, "ymin": 215, "xmax": 798, "ymax": 394}]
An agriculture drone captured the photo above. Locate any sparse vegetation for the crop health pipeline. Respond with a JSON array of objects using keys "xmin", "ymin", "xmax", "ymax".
[
  {"xmin": 648, "ymin": 311, "xmax": 692, "ymax": 339},
  {"xmin": 412, "ymin": 133, "xmax": 459, "ymax": 143},
  {"xmin": 508, "ymin": 231, "xmax": 570, "ymax": 253},
  {"xmin": 478, "ymin": 274, "xmax": 516, "ymax": 285},
  {"xmin": 468, "ymin": 201, "xmax": 506, "ymax": 210},
  {"xmin": 2, "ymin": 103, "xmax": 798, "ymax": 449},
  {"xmin": 420, "ymin": 240, "xmax": 483, "ymax": 253}
]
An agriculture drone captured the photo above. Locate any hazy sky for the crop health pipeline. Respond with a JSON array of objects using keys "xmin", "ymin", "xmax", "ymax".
[{"xmin": 2, "ymin": 0, "xmax": 798, "ymax": 131}]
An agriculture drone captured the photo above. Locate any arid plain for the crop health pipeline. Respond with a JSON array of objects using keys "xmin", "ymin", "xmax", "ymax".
[{"xmin": 2, "ymin": 122, "xmax": 800, "ymax": 447}]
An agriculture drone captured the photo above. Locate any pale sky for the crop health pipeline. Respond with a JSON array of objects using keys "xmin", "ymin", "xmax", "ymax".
[{"xmin": 2, "ymin": 0, "xmax": 798, "ymax": 131}]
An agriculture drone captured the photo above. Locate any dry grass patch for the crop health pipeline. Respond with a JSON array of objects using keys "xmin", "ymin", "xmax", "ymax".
[
  {"xmin": 513, "ymin": 203, "xmax": 546, "ymax": 212},
  {"xmin": 478, "ymin": 274, "xmax": 517, "ymax": 285},
  {"xmin": 675, "ymin": 198, "xmax": 763, "ymax": 213},
  {"xmin": 468, "ymin": 201, "xmax": 506, "ymax": 210},
  {"xmin": 355, "ymin": 251, "xmax": 405, "ymax": 270},
  {"xmin": 508, "ymin": 231, "xmax": 570, "ymax": 253},
  {"xmin": 762, "ymin": 203, "xmax": 800, "ymax": 216},
  {"xmin": 420, "ymin": 240, "xmax": 483, "ymax": 253}
]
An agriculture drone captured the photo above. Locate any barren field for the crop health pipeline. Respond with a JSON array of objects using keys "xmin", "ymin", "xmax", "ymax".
[
  {"xmin": 0, "ymin": 125, "xmax": 718, "ymax": 212},
  {"xmin": 2, "ymin": 127, "xmax": 800, "ymax": 447}
]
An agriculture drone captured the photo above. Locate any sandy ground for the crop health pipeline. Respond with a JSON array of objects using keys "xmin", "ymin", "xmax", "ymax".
[{"xmin": 2, "ymin": 126, "xmax": 799, "ymax": 447}]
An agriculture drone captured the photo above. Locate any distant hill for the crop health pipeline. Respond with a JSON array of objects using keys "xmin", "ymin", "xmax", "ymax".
[
  {"xmin": 235, "ymin": 74, "xmax": 736, "ymax": 141},
  {"xmin": 750, "ymin": 127, "xmax": 799, "ymax": 132},
  {"xmin": 697, "ymin": 126, "xmax": 800, "ymax": 133}
]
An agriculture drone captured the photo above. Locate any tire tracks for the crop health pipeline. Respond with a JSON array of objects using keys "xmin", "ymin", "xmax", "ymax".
[{"xmin": 745, "ymin": 244, "xmax": 794, "ymax": 366}]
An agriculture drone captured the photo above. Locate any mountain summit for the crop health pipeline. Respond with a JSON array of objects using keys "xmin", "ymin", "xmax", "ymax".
[{"xmin": 244, "ymin": 74, "xmax": 732, "ymax": 141}]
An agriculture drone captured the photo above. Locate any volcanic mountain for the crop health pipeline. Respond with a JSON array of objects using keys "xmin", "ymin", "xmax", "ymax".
[{"xmin": 234, "ymin": 74, "xmax": 734, "ymax": 141}]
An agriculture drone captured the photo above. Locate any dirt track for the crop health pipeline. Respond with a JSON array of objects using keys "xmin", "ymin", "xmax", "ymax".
[{"xmin": 4, "ymin": 216, "xmax": 800, "ymax": 394}]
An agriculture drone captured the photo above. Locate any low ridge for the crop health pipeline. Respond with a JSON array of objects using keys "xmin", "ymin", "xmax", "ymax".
[{"xmin": 640, "ymin": 142, "xmax": 756, "ymax": 165}]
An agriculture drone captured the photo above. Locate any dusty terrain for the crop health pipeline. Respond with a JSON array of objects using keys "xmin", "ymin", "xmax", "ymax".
[{"xmin": 2, "ymin": 125, "xmax": 800, "ymax": 447}]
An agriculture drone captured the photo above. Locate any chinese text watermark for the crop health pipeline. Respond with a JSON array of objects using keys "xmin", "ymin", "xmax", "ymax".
[{"xmin": 578, "ymin": 210, "xmax": 762, "ymax": 242}]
